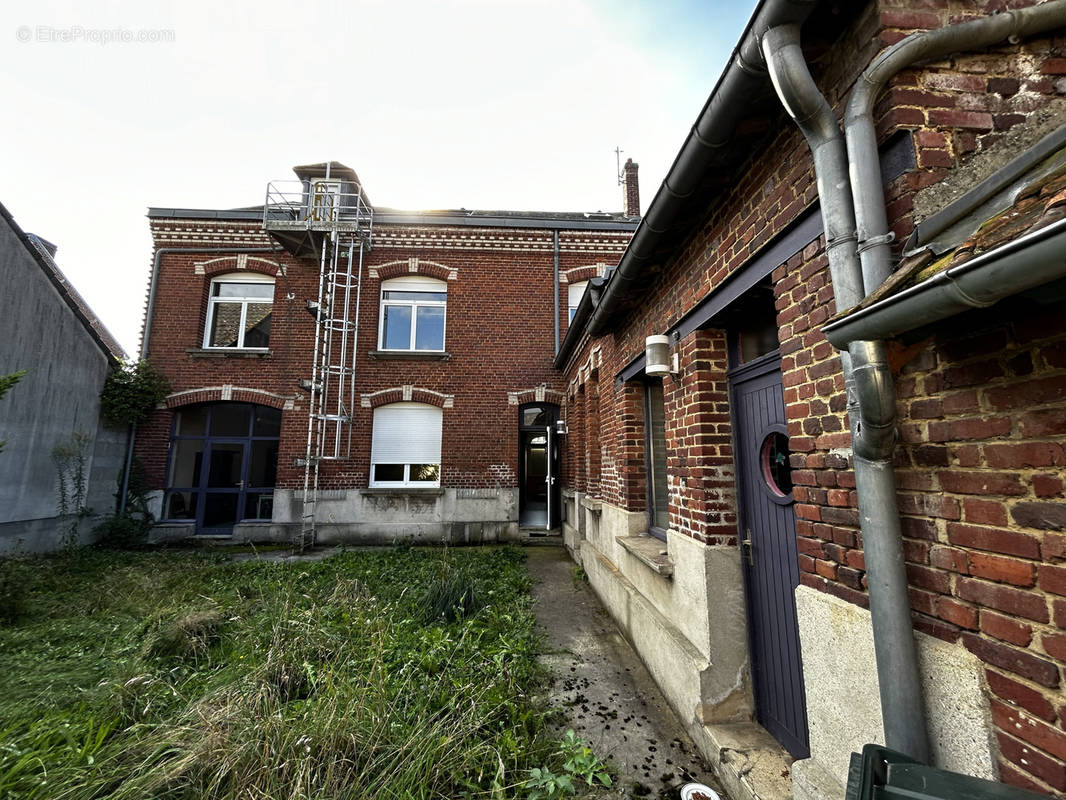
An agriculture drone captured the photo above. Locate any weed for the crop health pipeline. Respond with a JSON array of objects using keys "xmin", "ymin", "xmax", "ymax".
[
  {"xmin": 0, "ymin": 546, "xmax": 607, "ymax": 800},
  {"xmin": 0, "ymin": 559, "xmax": 26, "ymax": 626}
]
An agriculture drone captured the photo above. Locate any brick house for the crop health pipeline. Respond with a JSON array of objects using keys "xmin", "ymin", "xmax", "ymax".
[
  {"xmin": 555, "ymin": 1, "xmax": 1066, "ymax": 799},
  {"xmin": 136, "ymin": 162, "xmax": 638, "ymax": 544}
]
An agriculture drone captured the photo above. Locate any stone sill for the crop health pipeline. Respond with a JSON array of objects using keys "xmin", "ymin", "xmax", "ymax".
[
  {"xmin": 562, "ymin": 488, "xmax": 576, "ymax": 499},
  {"xmin": 186, "ymin": 347, "xmax": 273, "ymax": 359},
  {"xmin": 359, "ymin": 488, "xmax": 445, "ymax": 497},
  {"xmin": 368, "ymin": 349, "xmax": 451, "ymax": 361},
  {"xmin": 581, "ymin": 496, "xmax": 603, "ymax": 514},
  {"xmin": 616, "ymin": 534, "xmax": 674, "ymax": 578}
]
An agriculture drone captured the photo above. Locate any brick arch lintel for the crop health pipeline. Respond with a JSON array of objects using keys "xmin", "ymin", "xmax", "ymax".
[
  {"xmin": 560, "ymin": 262, "xmax": 608, "ymax": 284},
  {"xmin": 507, "ymin": 386, "xmax": 566, "ymax": 407},
  {"xmin": 195, "ymin": 254, "xmax": 284, "ymax": 278},
  {"xmin": 164, "ymin": 385, "xmax": 295, "ymax": 411},
  {"xmin": 360, "ymin": 385, "xmax": 455, "ymax": 409},
  {"xmin": 370, "ymin": 258, "xmax": 457, "ymax": 283}
]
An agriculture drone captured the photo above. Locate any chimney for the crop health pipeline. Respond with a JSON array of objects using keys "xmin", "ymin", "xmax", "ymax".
[{"xmin": 622, "ymin": 158, "xmax": 640, "ymax": 217}]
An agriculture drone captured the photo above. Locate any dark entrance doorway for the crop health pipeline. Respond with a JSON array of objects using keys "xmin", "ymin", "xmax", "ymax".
[
  {"xmin": 728, "ymin": 331, "xmax": 810, "ymax": 759},
  {"xmin": 518, "ymin": 403, "xmax": 559, "ymax": 529},
  {"xmin": 163, "ymin": 403, "xmax": 281, "ymax": 535}
]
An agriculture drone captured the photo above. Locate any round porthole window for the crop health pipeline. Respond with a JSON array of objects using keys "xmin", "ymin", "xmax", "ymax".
[{"xmin": 760, "ymin": 431, "xmax": 793, "ymax": 499}]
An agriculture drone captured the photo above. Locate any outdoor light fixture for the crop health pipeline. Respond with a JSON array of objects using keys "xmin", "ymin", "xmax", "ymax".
[
  {"xmin": 645, "ymin": 334, "xmax": 678, "ymax": 377},
  {"xmin": 555, "ymin": 419, "xmax": 569, "ymax": 435}
]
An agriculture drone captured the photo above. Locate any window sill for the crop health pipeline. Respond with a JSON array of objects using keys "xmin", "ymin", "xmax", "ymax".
[
  {"xmin": 360, "ymin": 487, "xmax": 445, "ymax": 497},
  {"xmin": 368, "ymin": 349, "xmax": 451, "ymax": 361},
  {"xmin": 616, "ymin": 534, "xmax": 674, "ymax": 578},
  {"xmin": 186, "ymin": 347, "xmax": 273, "ymax": 359}
]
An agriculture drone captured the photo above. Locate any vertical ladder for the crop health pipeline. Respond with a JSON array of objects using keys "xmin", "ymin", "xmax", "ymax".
[{"xmin": 296, "ymin": 230, "xmax": 367, "ymax": 552}]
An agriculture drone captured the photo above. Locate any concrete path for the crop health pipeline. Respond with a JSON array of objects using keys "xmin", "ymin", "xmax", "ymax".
[{"xmin": 526, "ymin": 545, "xmax": 730, "ymax": 800}]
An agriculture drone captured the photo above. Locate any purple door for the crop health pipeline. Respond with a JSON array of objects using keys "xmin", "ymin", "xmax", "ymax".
[{"xmin": 730, "ymin": 353, "xmax": 810, "ymax": 758}]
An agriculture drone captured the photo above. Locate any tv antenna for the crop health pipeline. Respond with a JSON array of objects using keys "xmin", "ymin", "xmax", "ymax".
[{"xmin": 615, "ymin": 146, "xmax": 624, "ymax": 186}]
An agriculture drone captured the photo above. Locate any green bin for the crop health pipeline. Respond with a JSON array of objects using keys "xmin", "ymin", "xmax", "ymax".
[{"xmin": 846, "ymin": 744, "xmax": 1049, "ymax": 800}]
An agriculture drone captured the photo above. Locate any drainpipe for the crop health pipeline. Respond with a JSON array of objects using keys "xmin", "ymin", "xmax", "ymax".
[
  {"xmin": 844, "ymin": 1, "xmax": 1066, "ymax": 294},
  {"xmin": 120, "ymin": 245, "xmax": 278, "ymax": 515},
  {"xmin": 762, "ymin": 24, "xmax": 931, "ymax": 763},
  {"xmin": 553, "ymin": 230, "xmax": 560, "ymax": 355}
]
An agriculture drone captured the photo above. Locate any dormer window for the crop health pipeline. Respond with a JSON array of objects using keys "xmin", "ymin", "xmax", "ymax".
[{"xmin": 204, "ymin": 273, "xmax": 274, "ymax": 349}]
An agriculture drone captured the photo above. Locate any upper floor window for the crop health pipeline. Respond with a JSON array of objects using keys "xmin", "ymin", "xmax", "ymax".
[
  {"xmin": 379, "ymin": 276, "xmax": 447, "ymax": 351},
  {"xmin": 568, "ymin": 280, "xmax": 588, "ymax": 323},
  {"xmin": 204, "ymin": 273, "xmax": 274, "ymax": 349}
]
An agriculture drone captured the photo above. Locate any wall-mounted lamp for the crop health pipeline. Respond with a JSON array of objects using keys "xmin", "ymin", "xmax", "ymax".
[
  {"xmin": 555, "ymin": 419, "xmax": 569, "ymax": 435},
  {"xmin": 645, "ymin": 334, "xmax": 678, "ymax": 377}
]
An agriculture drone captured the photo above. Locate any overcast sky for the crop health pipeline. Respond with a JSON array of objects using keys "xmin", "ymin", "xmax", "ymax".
[{"xmin": 1, "ymin": 0, "xmax": 755, "ymax": 355}]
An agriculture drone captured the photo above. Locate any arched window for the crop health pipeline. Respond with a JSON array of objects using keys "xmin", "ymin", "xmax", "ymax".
[
  {"xmin": 204, "ymin": 272, "xmax": 275, "ymax": 349},
  {"xmin": 370, "ymin": 402, "xmax": 442, "ymax": 487},
  {"xmin": 378, "ymin": 276, "xmax": 447, "ymax": 351}
]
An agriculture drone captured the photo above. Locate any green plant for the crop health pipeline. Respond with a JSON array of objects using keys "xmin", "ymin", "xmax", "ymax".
[
  {"xmin": 419, "ymin": 548, "xmax": 482, "ymax": 623},
  {"xmin": 96, "ymin": 458, "xmax": 154, "ymax": 549},
  {"xmin": 0, "ymin": 369, "xmax": 26, "ymax": 454},
  {"xmin": 99, "ymin": 360, "xmax": 170, "ymax": 427},
  {"xmin": 558, "ymin": 729, "xmax": 612, "ymax": 789},
  {"xmin": 525, "ymin": 766, "xmax": 575, "ymax": 799},
  {"xmin": 0, "ymin": 559, "xmax": 26, "ymax": 626},
  {"xmin": 52, "ymin": 430, "xmax": 92, "ymax": 547}
]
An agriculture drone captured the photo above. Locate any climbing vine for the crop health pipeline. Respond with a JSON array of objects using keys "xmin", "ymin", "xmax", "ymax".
[
  {"xmin": 99, "ymin": 360, "xmax": 170, "ymax": 427},
  {"xmin": 0, "ymin": 369, "xmax": 26, "ymax": 453}
]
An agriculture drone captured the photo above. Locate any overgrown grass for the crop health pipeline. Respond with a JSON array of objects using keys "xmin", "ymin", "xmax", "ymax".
[{"xmin": 0, "ymin": 546, "xmax": 603, "ymax": 799}]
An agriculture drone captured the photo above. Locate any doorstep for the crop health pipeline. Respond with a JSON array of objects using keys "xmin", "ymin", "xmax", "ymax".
[{"xmin": 697, "ymin": 721, "xmax": 795, "ymax": 800}]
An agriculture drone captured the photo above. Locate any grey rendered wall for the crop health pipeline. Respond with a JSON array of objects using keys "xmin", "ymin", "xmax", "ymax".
[{"xmin": 0, "ymin": 217, "xmax": 126, "ymax": 553}]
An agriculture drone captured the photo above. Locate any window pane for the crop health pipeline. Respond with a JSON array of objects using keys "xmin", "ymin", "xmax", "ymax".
[
  {"xmin": 243, "ymin": 493, "xmax": 274, "ymax": 520},
  {"xmin": 207, "ymin": 443, "xmax": 244, "ymax": 488},
  {"xmin": 410, "ymin": 463, "xmax": 440, "ymax": 482},
  {"xmin": 522, "ymin": 407, "xmax": 547, "ymax": 427},
  {"xmin": 252, "ymin": 407, "xmax": 282, "ymax": 437},
  {"xmin": 210, "ymin": 404, "xmax": 251, "ymax": 436},
  {"xmin": 414, "ymin": 306, "xmax": 445, "ymax": 350},
  {"xmin": 168, "ymin": 440, "xmax": 203, "ymax": 488},
  {"xmin": 164, "ymin": 491, "xmax": 195, "ymax": 519},
  {"xmin": 374, "ymin": 463, "xmax": 405, "ymax": 482},
  {"xmin": 214, "ymin": 282, "xmax": 273, "ymax": 299},
  {"xmin": 203, "ymin": 493, "xmax": 239, "ymax": 527},
  {"xmin": 382, "ymin": 305, "xmax": 413, "ymax": 349},
  {"xmin": 244, "ymin": 303, "xmax": 272, "ymax": 348},
  {"xmin": 382, "ymin": 290, "xmax": 447, "ymax": 301},
  {"xmin": 248, "ymin": 440, "xmax": 278, "ymax": 487},
  {"xmin": 647, "ymin": 380, "xmax": 669, "ymax": 531},
  {"xmin": 175, "ymin": 406, "xmax": 207, "ymax": 437},
  {"xmin": 208, "ymin": 302, "xmax": 242, "ymax": 347}
]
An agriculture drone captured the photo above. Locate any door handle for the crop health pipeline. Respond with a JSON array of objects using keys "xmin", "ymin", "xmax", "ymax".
[{"xmin": 741, "ymin": 529, "xmax": 754, "ymax": 567}]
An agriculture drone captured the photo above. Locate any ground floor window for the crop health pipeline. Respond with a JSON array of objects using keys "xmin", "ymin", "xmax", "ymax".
[
  {"xmin": 163, "ymin": 402, "xmax": 281, "ymax": 532},
  {"xmin": 370, "ymin": 402, "xmax": 442, "ymax": 487},
  {"xmin": 645, "ymin": 378, "xmax": 669, "ymax": 540}
]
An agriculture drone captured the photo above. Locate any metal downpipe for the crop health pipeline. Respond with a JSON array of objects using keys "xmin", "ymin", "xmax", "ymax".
[
  {"xmin": 844, "ymin": 0, "xmax": 1066, "ymax": 293},
  {"xmin": 763, "ymin": 24, "xmax": 931, "ymax": 763}
]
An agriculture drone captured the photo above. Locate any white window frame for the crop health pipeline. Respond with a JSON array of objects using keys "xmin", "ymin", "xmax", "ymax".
[
  {"xmin": 203, "ymin": 272, "xmax": 275, "ymax": 350},
  {"xmin": 568, "ymin": 280, "xmax": 588, "ymax": 323},
  {"xmin": 370, "ymin": 402, "xmax": 442, "ymax": 488},
  {"xmin": 377, "ymin": 276, "xmax": 448, "ymax": 352},
  {"xmin": 310, "ymin": 179, "xmax": 342, "ymax": 222}
]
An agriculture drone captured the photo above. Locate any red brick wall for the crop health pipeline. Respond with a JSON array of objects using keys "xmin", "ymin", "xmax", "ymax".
[
  {"xmin": 137, "ymin": 219, "xmax": 629, "ymax": 496},
  {"xmin": 560, "ymin": 1, "xmax": 1066, "ymax": 792}
]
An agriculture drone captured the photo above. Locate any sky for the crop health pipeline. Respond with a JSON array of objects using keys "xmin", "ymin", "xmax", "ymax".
[{"xmin": 1, "ymin": 0, "xmax": 756, "ymax": 356}]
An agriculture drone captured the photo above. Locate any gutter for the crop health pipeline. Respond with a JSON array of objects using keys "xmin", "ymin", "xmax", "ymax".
[
  {"xmin": 586, "ymin": 0, "xmax": 819, "ymax": 337},
  {"xmin": 824, "ymin": 216, "xmax": 1066, "ymax": 347}
]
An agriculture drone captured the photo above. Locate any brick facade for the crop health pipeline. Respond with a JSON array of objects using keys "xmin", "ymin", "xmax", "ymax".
[
  {"xmin": 559, "ymin": 1, "xmax": 1066, "ymax": 794},
  {"xmin": 138, "ymin": 198, "xmax": 634, "ymax": 537}
]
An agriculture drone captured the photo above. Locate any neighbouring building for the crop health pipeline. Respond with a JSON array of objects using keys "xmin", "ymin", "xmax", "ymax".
[
  {"xmin": 136, "ymin": 162, "xmax": 639, "ymax": 544},
  {"xmin": 0, "ymin": 202, "xmax": 128, "ymax": 554},
  {"xmin": 556, "ymin": 1, "xmax": 1066, "ymax": 800}
]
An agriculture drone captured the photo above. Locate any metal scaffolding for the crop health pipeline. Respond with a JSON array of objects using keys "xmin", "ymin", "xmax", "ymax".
[{"xmin": 263, "ymin": 171, "xmax": 373, "ymax": 550}]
